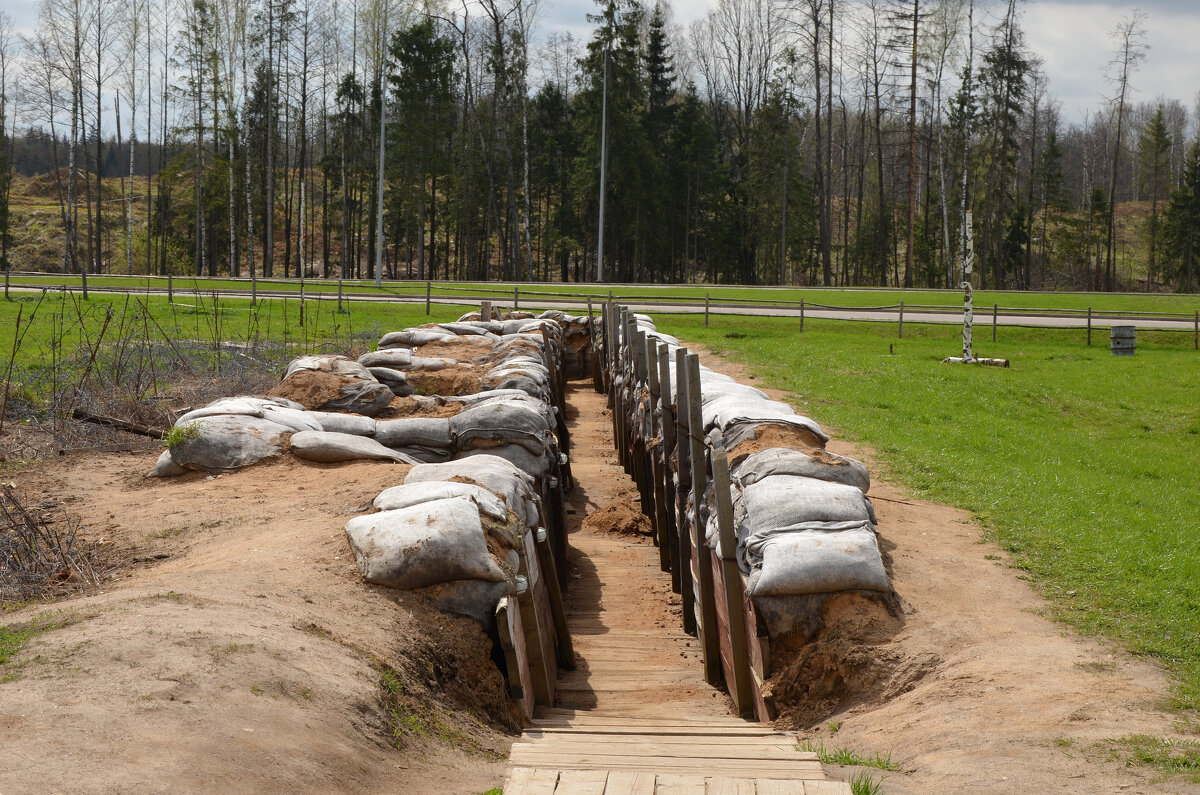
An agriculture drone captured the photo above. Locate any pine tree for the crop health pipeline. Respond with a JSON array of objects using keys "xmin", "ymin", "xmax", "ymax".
[{"xmin": 1163, "ymin": 141, "xmax": 1200, "ymax": 292}]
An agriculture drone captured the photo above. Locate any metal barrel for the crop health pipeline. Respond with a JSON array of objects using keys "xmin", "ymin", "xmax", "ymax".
[{"xmin": 1110, "ymin": 325, "xmax": 1136, "ymax": 356}]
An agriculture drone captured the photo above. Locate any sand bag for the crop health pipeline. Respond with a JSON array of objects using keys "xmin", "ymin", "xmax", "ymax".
[
  {"xmin": 374, "ymin": 481, "xmax": 509, "ymax": 523},
  {"xmin": 375, "ymin": 418, "xmax": 453, "ymax": 450},
  {"xmin": 166, "ymin": 415, "xmax": 292, "ymax": 473},
  {"xmin": 290, "ymin": 431, "xmax": 419, "ymax": 464},
  {"xmin": 344, "ymin": 498, "xmax": 508, "ymax": 590},
  {"xmin": 404, "ymin": 456, "xmax": 540, "ymax": 527},
  {"xmin": 746, "ymin": 525, "xmax": 890, "ymax": 596},
  {"xmin": 358, "ymin": 348, "xmax": 413, "ymax": 369},
  {"xmin": 284, "ymin": 354, "xmax": 375, "ymax": 382},
  {"xmin": 306, "ymin": 411, "xmax": 377, "ymax": 437},
  {"xmin": 378, "ymin": 329, "xmax": 455, "ymax": 348},
  {"xmin": 450, "ymin": 401, "xmax": 552, "ymax": 456},
  {"xmin": 733, "ymin": 448, "xmax": 870, "ymax": 494}
]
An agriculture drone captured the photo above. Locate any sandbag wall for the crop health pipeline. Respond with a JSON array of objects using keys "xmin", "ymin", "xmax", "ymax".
[
  {"xmin": 598, "ymin": 304, "xmax": 894, "ymax": 721},
  {"xmin": 148, "ymin": 308, "xmax": 596, "ymax": 721}
]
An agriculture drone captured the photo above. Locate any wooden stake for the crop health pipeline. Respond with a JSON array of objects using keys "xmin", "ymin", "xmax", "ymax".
[
  {"xmin": 658, "ymin": 342, "xmax": 680, "ymax": 592},
  {"xmin": 1087, "ymin": 306, "xmax": 1092, "ymax": 346},
  {"xmin": 675, "ymin": 347, "xmax": 696, "ymax": 632},
  {"xmin": 686, "ymin": 351, "xmax": 721, "ymax": 686},
  {"xmin": 992, "ymin": 303, "xmax": 998, "ymax": 342},
  {"xmin": 711, "ymin": 442, "xmax": 754, "ymax": 719},
  {"xmin": 898, "ymin": 299, "xmax": 904, "ymax": 338},
  {"xmin": 425, "ymin": 280, "xmax": 431, "ymax": 314}
]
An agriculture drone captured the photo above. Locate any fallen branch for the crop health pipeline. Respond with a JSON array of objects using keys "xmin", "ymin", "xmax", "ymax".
[{"xmin": 71, "ymin": 408, "xmax": 166, "ymax": 439}]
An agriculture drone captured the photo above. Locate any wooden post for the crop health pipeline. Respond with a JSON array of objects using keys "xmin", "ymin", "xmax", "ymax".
[
  {"xmin": 1194, "ymin": 310, "xmax": 1198, "ymax": 351},
  {"xmin": 514, "ymin": 284, "xmax": 520, "ymax": 311},
  {"xmin": 898, "ymin": 300, "xmax": 904, "ymax": 338},
  {"xmin": 337, "ymin": 277, "xmax": 343, "ymax": 313},
  {"xmin": 658, "ymin": 342, "xmax": 680, "ymax": 591},
  {"xmin": 168, "ymin": 273, "xmax": 173, "ymax": 303},
  {"xmin": 705, "ymin": 292, "xmax": 710, "ymax": 327},
  {"xmin": 646, "ymin": 337, "xmax": 671, "ymax": 572},
  {"xmin": 674, "ymin": 347, "xmax": 696, "ymax": 633},
  {"xmin": 425, "ymin": 280, "xmax": 431, "ymax": 314},
  {"xmin": 3, "ymin": 270, "xmax": 8, "ymax": 301},
  {"xmin": 534, "ymin": 528, "xmax": 575, "ymax": 669},
  {"xmin": 686, "ymin": 352, "xmax": 722, "ymax": 687},
  {"xmin": 1087, "ymin": 306, "xmax": 1092, "ymax": 346},
  {"xmin": 799, "ymin": 297, "xmax": 804, "ymax": 331},
  {"xmin": 711, "ymin": 443, "xmax": 754, "ymax": 719},
  {"xmin": 992, "ymin": 303, "xmax": 998, "ymax": 342},
  {"xmin": 481, "ymin": 300, "xmax": 493, "ymax": 322}
]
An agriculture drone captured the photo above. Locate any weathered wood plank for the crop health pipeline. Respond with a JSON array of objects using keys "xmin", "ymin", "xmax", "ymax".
[
  {"xmin": 652, "ymin": 773, "xmax": 707, "ymax": 795},
  {"xmin": 602, "ymin": 770, "xmax": 656, "ymax": 795},
  {"xmin": 555, "ymin": 769, "xmax": 609, "ymax": 794},
  {"xmin": 801, "ymin": 782, "xmax": 853, "ymax": 794},
  {"xmin": 706, "ymin": 777, "xmax": 755, "ymax": 795},
  {"xmin": 503, "ymin": 767, "xmax": 559, "ymax": 795}
]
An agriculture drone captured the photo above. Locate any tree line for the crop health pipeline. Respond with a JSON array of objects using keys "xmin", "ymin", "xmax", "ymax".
[{"xmin": 0, "ymin": 0, "xmax": 1197, "ymax": 291}]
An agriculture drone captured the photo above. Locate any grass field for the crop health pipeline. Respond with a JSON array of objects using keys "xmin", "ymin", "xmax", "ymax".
[
  {"xmin": 657, "ymin": 314, "xmax": 1200, "ymax": 712},
  {"xmin": 6, "ymin": 272, "xmax": 1200, "ymax": 316}
]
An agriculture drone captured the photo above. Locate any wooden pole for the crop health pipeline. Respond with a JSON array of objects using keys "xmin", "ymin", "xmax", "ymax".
[
  {"xmin": 481, "ymin": 300, "xmax": 493, "ymax": 322},
  {"xmin": 992, "ymin": 303, "xmax": 998, "ymax": 342},
  {"xmin": 686, "ymin": 351, "xmax": 722, "ymax": 686},
  {"xmin": 674, "ymin": 347, "xmax": 696, "ymax": 632},
  {"xmin": 646, "ymin": 337, "xmax": 671, "ymax": 572},
  {"xmin": 711, "ymin": 442, "xmax": 754, "ymax": 718},
  {"xmin": 898, "ymin": 299, "xmax": 904, "ymax": 338},
  {"xmin": 1087, "ymin": 306, "xmax": 1092, "ymax": 346},
  {"xmin": 658, "ymin": 342, "xmax": 680, "ymax": 591},
  {"xmin": 1194, "ymin": 310, "xmax": 1198, "ymax": 351},
  {"xmin": 799, "ymin": 297, "xmax": 804, "ymax": 331},
  {"xmin": 425, "ymin": 280, "xmax": 431, "ymax": 314},
  {"xmin": 704, "ymin": 293, "xmax": 710, "ymax": 327},
  {"xmin": 514, "ymin": 284, "xmax": 519, "ymax": 311}
]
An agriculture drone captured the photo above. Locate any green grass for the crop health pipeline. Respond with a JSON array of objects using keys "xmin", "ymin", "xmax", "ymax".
[
  {"xmin": 849, "ymin": 770, "xmax": 885, "ymax": 795},
  {"xmin": 801, "ymin": 740, "xmax": 900, "ymax": 771},
  {"xmin": 1105, "ymin": 735, "xmax": 1200, "ymax": 781},
  {"xmin": 6, "ymin": 271, "xmax": 1199, "ymax": 314},
  {"xmin": 659, "ymin": 313, "xmax": 1200, "ymax": 711},
  {"xmin": 0, "ymin": 611, "xmax": 88, "ymax": 680}
]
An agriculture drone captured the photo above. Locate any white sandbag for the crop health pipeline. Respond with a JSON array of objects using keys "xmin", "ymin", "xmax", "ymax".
[
  {"xmin": 321, "ymin": 379, "xmax": 395, "ymax": 416},
  {"xmin": 176, "ymin": 396, "xmax": 269, "ymax": 423},
  {"xmin": 147, "ymin": 448, "xmax": 187, "ymax": 478},
  {"xmin": 284, "ymin": 354, "xmax": 375, "ymax": 382},
  {"xmin": 358, "ymin": 348, "xmax": 413, "ymax": 369},
  {"xmin": 374, "ymin": 418, "xmax": 453, "ymax": 449},
  {"xmin": 289, "ymin": 431, "xmax": 419, "ymax": 464},
  {"xmin": 167, "ymin": 415, "xmax": 292, "ymax": 473},
  {"xmin": 306, "ymin": 411, "xmax": 377, "ymax": 436},
  {"xmin": 405, "ymin": 455, "xmax": 540, "ymax": 527},
  {"xmin": 450, "ymin": 401, "xmax": 552, "ymax": 455},
  {"xmin": 373, "ymin": 481, "xmax": 509, "ymax": 523},
  {"xmin": 378, "ymin": 329, "xmax": 455, "ymax": 348},
  {"xmin": 700, "ymin": 382, "xmax": 769, "ymax": 404},
  {"xmin": 344, "ymin": 498, "xmax": 508, "ymax": 589},
  {"xmin": 368, "ymin": 367, "xmax": 415, "ymax": 397},
  {"xmin": 738, "ymin": 475, "xmax": 873, "ymax": 534},
  {"xmin": 436, "ymin": 322, "xmax": 499, "ymax": 338},
  {"xmin": 457, "ymin": 445, "xmax": 550, "ymax": 480},
  {"xmin": 733, "ymin": 448, "xmax": 870, "ymax": 493},
  {"xmin": 746, "ymin": 526, "xmax": 890, "ymax": 596}
]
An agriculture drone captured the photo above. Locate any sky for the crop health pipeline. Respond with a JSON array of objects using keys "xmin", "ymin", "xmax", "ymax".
[
  {"xmin": 540, "ymin": 0, "xmax": 1200, "ymax": 124},
  {"xmin": 1, "ymin": 0, "xmax": 1195, "ymax": 126}
]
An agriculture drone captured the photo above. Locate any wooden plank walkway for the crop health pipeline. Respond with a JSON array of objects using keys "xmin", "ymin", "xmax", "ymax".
[{"xmin": 503, "ymin": 383, "xmax": 848, "ymax": 794}]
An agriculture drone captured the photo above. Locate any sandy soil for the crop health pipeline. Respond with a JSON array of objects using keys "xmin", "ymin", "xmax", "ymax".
[
  {"xmin": 0, "ymin": 455, "xmax": 513, "ymax": 795},
  {"xmin": 691, "ymin": 345, "xmax": 1198, "ymax": 794}
]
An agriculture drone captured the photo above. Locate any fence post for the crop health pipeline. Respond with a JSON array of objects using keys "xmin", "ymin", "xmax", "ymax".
[
  {"xmin": 645, "ymin": 337, "xmax": 671, "ymax": 573},
  {"xmin": 168, "ymin": 273, "xmax": 174, "ymax": 304},
  {"xmin": 711, "ymin": 442, "xmax": 754, "ymax": 719},
  {"xmin": 337, "ymin": 278, "xmax": 344, "ymax": 313},
  {"xmin": 514, "ymin": 285, "xmax": 519, "ymax": 311},
  {"xmin": 425, "ymin": 280, "xmax": 432, "ymax": 315},
  {"xmin": 674, "ymin": 347, "xmax": 696, "ymax": 633},
  {"xmin": 705, "ymin": 292, "xmax": 710, "ymax": 327},
  {"xmin": 3, "ymin": 270, "xmax": 8, "ymax": 301},
  {"xmin": 1087, "ymin": 307, "xmax": 1092, "ymax": 346},
  {"xmin": 658, "ymin": 342, "xmax": 680, "ymax": 592},
  {"xmin": 481, "ymin": 300, "xmax": 492, "ymax": 322},
  {"xmin": 799, "ymin": 297, "xmax": 804, "ymax": 332},
  {"xmin": 898, "ymin": 300, "xmax": 904, "ymax": 338},
  {"xmin": 686, "ymin": 352, "xmax": 722, "ymax": 687},
  {"xmin": 1194, "ymin": 310, "xmax": 1198, "ymax": 351},
  {"xmin": 992, "ymin": 303, "xmax": 998, "ymax": 343}
]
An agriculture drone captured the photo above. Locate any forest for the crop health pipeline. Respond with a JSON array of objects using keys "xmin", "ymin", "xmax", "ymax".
[{"xmin": 0, "ymin": 0, "xmax": 1197, "ymax": 291}]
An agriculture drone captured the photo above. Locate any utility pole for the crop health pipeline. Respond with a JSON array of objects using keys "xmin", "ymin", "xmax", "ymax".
[{"xmin": 596, "ymin": 14, "xmax": 611, "ymax": 283}]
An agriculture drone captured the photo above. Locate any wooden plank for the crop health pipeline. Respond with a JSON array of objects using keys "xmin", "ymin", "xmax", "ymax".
[
  {"xmin": 657, "ymin": 342, "xmax": 681, "ymax": 594},
  {"xmin": 602, "ymin": 771, "xmax": 656, "ymax": 795},
  {"xmin": 496, "ymin": 597, "xmax": 534, "ymax": 720},
  {"xmin": 508, "ymin": 743, "xmax": 809, "ymax": 762},
  {"xmin": 534, "ymin": 530, "xmax": 575, "ymax": 668},
  {"xmin": 801, "ymin": 782, "xmax": 853, "ymax": 795},
  {"xmin": 523, "ymin": 733, "xmax": 799, "ymax": 745},
  {"xmin": 685, "ymin": 351, "xmax": 721, "ymax": 687},
  {"xmin": 706, "ymin": 778, "xmax": 755, "ymax": 795},
  {"xmin": 504, "ymin": 767, "xmax": 559, "ymax": 795},
  {"xmin": 652, "ymin": 774, "xmax": 707, "ymax": 795},
  {"xmin": 555, "ymin": 769, "xmax": 608, "ymax": 794},
  {"xmin": 504, "ymin": 755, "xmax": 825, "ymax": 776},
  {"xmin": 710, "ymin": 445, "xmax": 755, "ymax": 719},
  {"xmin": 674, "ymin": 348, "xmax": 696, "ymax": 634}
]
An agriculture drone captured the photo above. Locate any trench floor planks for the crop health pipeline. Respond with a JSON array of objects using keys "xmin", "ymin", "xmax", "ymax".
[{"xmin": 503, "ymin": 382, "xmax": 848, "ymax": 795}]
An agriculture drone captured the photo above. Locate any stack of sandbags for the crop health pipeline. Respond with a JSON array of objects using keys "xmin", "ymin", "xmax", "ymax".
[
  {"xmin": 344, "ymin": 454, "xmax": 540, "ymax": 624},
  {"xmin": 270, "ymin": 354, "xmax": 402, "ymax": 413}
]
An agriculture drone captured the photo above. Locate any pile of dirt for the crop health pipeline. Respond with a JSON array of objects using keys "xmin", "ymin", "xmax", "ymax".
[
  {"xmin": 582, "ymin": 495, "xmax": 653, "ymax": 538},
  {"xmin": 407, "ymin": 365, "xmax": 484, "ymax": 397},
  {"xmin": 764, "ymin": 592, "xmax": 927, "ymax": 728},
  {"xmin": 267, "ymin": 369, "xmax": 346, "ymax": 409},
  {"xmin": 382, "ymin": 396, "xmax": 464, "ymax": 419},
  {"xmin": 728, "ymin": 423, "xmax": 826, "ymax": 463},
  {"xmin": 412, "ymin": 338, "xmax": 494, "ymax": 363}
]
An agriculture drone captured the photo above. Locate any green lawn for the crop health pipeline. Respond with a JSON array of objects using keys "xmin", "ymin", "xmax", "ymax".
[
  {"xmin": 658, "ymin": 314, "xmax": 1200, "ymax": 711},
  {"xmin": 6, "ymin": 272, "xmax": 1199, "ymax": 315}
]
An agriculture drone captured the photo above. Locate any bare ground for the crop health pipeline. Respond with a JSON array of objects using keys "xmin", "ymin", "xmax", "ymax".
[{"xmin": 0, "ymin": 349, "xmax": 1195, "ymax": 793}]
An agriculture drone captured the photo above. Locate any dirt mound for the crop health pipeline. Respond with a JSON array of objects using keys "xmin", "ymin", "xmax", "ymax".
[
  {"xmin": 407, "ymin": 365, "xmax": 484, "ymax": 397},
  {"xmin": 267, "ymin": 369, "xmax": 346, "ymax": 409},
  {"xmin": 728, "ymin": 423, "xmax": 826, "ymax": 464},
  {"xmin": 765, "ymin": 592, "xmax": 931, "ymax": 728},
  {"xmin": 382, "ymin": 396, "xmax": 464, "ymax": 419},
  {"xmin": 413, "ymin": 338, "xmax": 495, "ymax": 363},
  {"xmin": 583, "ymin": 495, "xmax": 653, "ymax": 537}
]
